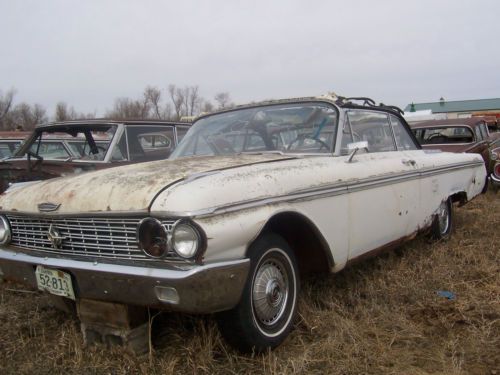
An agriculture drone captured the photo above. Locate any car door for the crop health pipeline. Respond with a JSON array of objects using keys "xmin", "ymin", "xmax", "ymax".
[{"xmin": 341, "ymin": 110, "xmax": 421, "ymax": 260}]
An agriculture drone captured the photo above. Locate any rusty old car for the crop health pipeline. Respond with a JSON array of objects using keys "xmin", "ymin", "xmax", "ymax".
[
  {"xmin": 0, "ymin": 94, "xmax": 487, "ymax": 352},
  {"xmin": 410, "ymin": 117, "xmax": 500, "ymax": 184},
  {"xmin": 0, "ymin": 119, "xmax": 191, "ymax": 192}
]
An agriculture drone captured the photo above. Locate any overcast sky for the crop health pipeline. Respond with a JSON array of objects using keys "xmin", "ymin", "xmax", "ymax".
[{"xmin": 1, "ymin": 0, "xmax": 499, "ymax": 115}]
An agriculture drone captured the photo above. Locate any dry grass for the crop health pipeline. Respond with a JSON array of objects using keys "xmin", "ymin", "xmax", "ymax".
[{"xmin": 0, "ymin": 191, "xmax": 498, "ymax": 375}]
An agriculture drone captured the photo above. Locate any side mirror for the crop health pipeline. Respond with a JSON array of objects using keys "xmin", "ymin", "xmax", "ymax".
[{"xmin": 346, "ymin": 141, "xmax": 368, "ymax": 163}]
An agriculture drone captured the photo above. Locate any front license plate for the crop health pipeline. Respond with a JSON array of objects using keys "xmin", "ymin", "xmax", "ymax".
[{"xmin": 35, "ymin": 266, "xmax": 75, "ymax": 300}]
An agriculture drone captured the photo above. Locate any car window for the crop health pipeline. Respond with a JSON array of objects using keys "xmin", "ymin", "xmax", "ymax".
[
  {"xmin": 176, "ymin": 126, "xmax": 190, "ymax": 143},
  {"xmin": 18, "ymin": 126, "xmax": 116, "ymax": 161},
  {"xmin": 389, "ymin": 115, "xmax": 418, "ymax": 150},
  {"xmin": 413, "ymin": 126, "xmax": 474, "ymax": 144},
  {"xmin": 172, "ymin": 103, "xmax": 338, "ymax": 158},
  {"xmin": 479, "ymin": 123, "xmax": 489, "ymax": 139},
  {"xmin": 126, "ymin": 126, "xmax": 175, "ymax": 161},
  {"xmin": 346, "ymin": 110, "xmax": 396, "ymax": 153},
  {"xmin": 111, "ymin": 132, "xmax": 128, "ymax": 161},
  {"xmin": 29, "ymin": 141, "xmax": 71, "ymax": 159},
  {"xmin": 0, "ymin": 141, "xmax": 21, "ymax": 158},
  {"xmin": 475, "ymin": 126, "xmax": 483, "ymax": 141}
]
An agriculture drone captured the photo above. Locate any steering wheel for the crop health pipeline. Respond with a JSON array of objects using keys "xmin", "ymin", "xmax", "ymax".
[
  {"xmin": 287, "ymin": 136, "xmax": 331, "ymax": 152},
  {"xmin": 84, "ymin": 145, "xmax": 107, "ymax": 156},
  {"xmin": 428, "ymin": 133, "xmax": 448, "ymax": 140}
]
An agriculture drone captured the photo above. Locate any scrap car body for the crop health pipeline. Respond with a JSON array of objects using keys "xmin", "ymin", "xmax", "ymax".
[
  {"xmin": 0, "ymin": 94, "xmax": 487, "ymax": 351},
  {"xmin": 0, "ymin": 119, "xmax": 191, "ymax": 192},
  {"xmin": 410, "ymin": 117, "xmax": 500, "ymax": 182}
]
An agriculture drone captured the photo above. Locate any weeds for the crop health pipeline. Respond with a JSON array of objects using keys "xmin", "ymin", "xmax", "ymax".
[{"xmin": 0, "ymin": 191, "xmax": 498, "ymax": 374}]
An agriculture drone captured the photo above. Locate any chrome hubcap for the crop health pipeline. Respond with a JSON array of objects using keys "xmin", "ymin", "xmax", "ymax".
[
  {"xmin": 252, "ymin": 258, "xmax": 289, "ymax": 326},
  {"xmin": 438, "ymin": 201, "xmax": 450, "ymax": 234}
]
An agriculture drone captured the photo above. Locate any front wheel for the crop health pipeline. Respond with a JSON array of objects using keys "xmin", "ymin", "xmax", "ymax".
[
  {"xmin": 431, "ymin": 198, "xmax": 453, "ymax": 240},
  {"xmin": 217, "ymin": 233, "xmax": 299, "ymax": 353}
]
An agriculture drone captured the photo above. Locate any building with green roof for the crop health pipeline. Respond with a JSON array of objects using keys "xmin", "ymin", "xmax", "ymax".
[{"xmin": 404, "ymin": 98, "xmax": 500, "ymax": 119}]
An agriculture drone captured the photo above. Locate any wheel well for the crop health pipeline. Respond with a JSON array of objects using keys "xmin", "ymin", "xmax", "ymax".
[
  {"xmin": 255, "ymin": 212, "xmax": 333, "ymax": 276},
  {"xmin": 450, "ymin": 191, "xmax": 467, "ymax": 206}
]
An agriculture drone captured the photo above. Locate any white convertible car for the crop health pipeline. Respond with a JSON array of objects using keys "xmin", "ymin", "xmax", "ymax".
[{"xmin": 0, "ymin": 94, "xmax": 486, "ymax": 352}]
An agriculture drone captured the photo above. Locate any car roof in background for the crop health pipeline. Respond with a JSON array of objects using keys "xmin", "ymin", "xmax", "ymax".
[
  {"xmin": 0, "ymin": 131, "xmax": 31, "ymax": 139},
  {"xmin": 35, "ymin": 119, "xmax": 191, "ymax": 129},
  {"xmin": 409, "ymin": 117, "xmax": 490, "ymax": 129}
]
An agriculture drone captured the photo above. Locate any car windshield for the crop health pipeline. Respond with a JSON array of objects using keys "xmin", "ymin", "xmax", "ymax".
[
  {"xmin": 413, "ymin": 126, "xmax": 474, "ymax": 145},
  {"xmin": 15, "ymin": 125, "xmax": 116, "ymax": 161},
  {"xmin": 0, "ymin": 141, "xmax": 22, "ymax": 158},
  {"xmin": 171, "ymin": 102, "xmax": 338, "ymax": 158}
]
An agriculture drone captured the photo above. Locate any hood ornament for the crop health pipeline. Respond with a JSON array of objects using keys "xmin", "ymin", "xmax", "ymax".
[
  {"xmin": 47, "ymin": 224, "xmax": 65, "ymax": 249},
  {"xmin": 38, "ymin": 202, "xmax": 61, "ymax": 212}
]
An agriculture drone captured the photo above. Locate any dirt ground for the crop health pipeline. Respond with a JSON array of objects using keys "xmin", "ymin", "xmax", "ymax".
[{"xmin": 0, "ymin": 191, "xmax": 498, "ymax": 375}]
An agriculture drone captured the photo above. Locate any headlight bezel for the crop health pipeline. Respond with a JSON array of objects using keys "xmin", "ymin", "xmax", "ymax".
[
  {"xmin": 171, "ymin": 220, "xmax": 204, "ymax": 261},
  {"xmin": 136, "ymin": 217, "xmax": 169, "ymax": 259},
  {"xmin": 0, "ymin": 215, "xmax": 11, "ymax": 245}
]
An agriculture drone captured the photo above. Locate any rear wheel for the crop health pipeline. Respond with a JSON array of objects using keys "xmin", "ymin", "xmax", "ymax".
[
  {"xmin": 217, "ymin": 233, "xmax": 299, "ymax": 353},
  {"xmin": 431, "ymin": 198, "xmax": 453, "ymax": 240}
]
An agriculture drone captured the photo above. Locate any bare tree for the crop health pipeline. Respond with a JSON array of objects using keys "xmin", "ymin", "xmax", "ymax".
[
  {"xmin": 214, "ymin": 92, "xmax": 231, "ymax": 109},
  {"xmin": 201, "ymin": 100, "xmax": 214, "ymax": 114},
  {"xmin": 33, "ymin": 104, "xmax": 47, "ymax": 125},
  {"xmin": 7, "ymin": 102, "xmax": 48, "ymax": 130},
  {"xmin": 0, "ymin": 89, "xmax": 16, "ymax": 129},
  {"xmin": 106, "ymin": 97, "xmax": 151, "ymax": 119},
  {"xmin": 188, "ymin": 85, "xmax": 201, "ymax": 116},
  {"xmin": 54, "ymin": 102, "xmax": 94, "ymax": 121},
  {"xmin": 168, "ymin": 84, "xmax": 185, "ymax": 120},
  {"xmin": 55, "ymin": 102, "xmax": 78, "ymax": 122},
  {"xmin": 144, "ymin": 86, "xmax": 162, "ymax": 119},
  {"xmin": 162, "ymin": 102, "xmax": 174, "ymax": 121}
]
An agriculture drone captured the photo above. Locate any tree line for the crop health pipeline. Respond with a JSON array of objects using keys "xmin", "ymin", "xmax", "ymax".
[{"xmin": 0, "ymin": 85, "xmax": 233, "ymax": 131}]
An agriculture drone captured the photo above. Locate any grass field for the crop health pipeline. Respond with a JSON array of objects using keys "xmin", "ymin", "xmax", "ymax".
[{"xmin": 0, "ymin": 191, "xmax": 498, "ymax": 374}]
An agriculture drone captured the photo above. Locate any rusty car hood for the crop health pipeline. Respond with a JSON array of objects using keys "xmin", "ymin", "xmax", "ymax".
[
  {"xmin": 0, "ymin": 159, "xmax": 106, "ymax": 193},
  {"xmin": 0, "ymin": 154, "xmax": 294, "ymax": 214}
]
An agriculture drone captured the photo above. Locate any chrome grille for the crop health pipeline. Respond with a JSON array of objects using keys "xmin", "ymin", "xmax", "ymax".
[{"xmin": 6, "ymin": 215, "xmax": 179, "ymax": 261}]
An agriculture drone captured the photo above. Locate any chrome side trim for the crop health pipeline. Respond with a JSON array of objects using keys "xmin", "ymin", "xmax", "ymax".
[
  {"xmin": 1, "ymin": 160, "xmax": 484, "ymax": 220},
  {"xmin": 154, "ymin": 160, "xmax": 484, "ymax": 218}
]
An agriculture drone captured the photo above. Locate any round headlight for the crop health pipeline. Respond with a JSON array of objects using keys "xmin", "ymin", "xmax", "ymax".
[
  {"xmin": 0, "ymin": 216, "xmax": 11, "ymax": 245},
  {"xmin": 491, "ymin": 151, "xmax": 499, "ymax": 161},
  {"xmin": 137, "ymin": 218, "xmax": 168, "ymax": 258},
  {"xmin": 172, "ymin": 222, "xmax": 200, "ymax": 259}
]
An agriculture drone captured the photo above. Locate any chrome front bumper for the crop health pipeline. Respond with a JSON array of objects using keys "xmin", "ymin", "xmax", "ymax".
[{"xmin": 0, "ymin": 248, "xmax": 250, "ymax": 314}]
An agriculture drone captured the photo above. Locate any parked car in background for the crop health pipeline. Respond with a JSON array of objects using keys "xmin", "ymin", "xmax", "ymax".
[
  {"xmin": 0, "ymin": 94, "xmax": 486, "ymax": 352},
  {"xmin": 0, "ymin": 131, "xmax": 31, "ymax": 158},
  {"xmin": 410, "ymin": 117, "xmax": 499, "ymax": 182},
  {"xmin": 0, "ymin": 120, "xmax": 191, "ymax": 192},
  {"xmin": 472, "ymin": 113, "xmax": 500, "ymax": 133}
]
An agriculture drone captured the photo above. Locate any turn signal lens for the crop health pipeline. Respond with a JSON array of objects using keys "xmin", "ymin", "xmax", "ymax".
[
  {"xmin": 0, "ymin": 216, "xmax": 11, "ymax": 245},
  {"xmin": 137, "ymin": 218, "xmax": 168, "ymax": 258}
]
